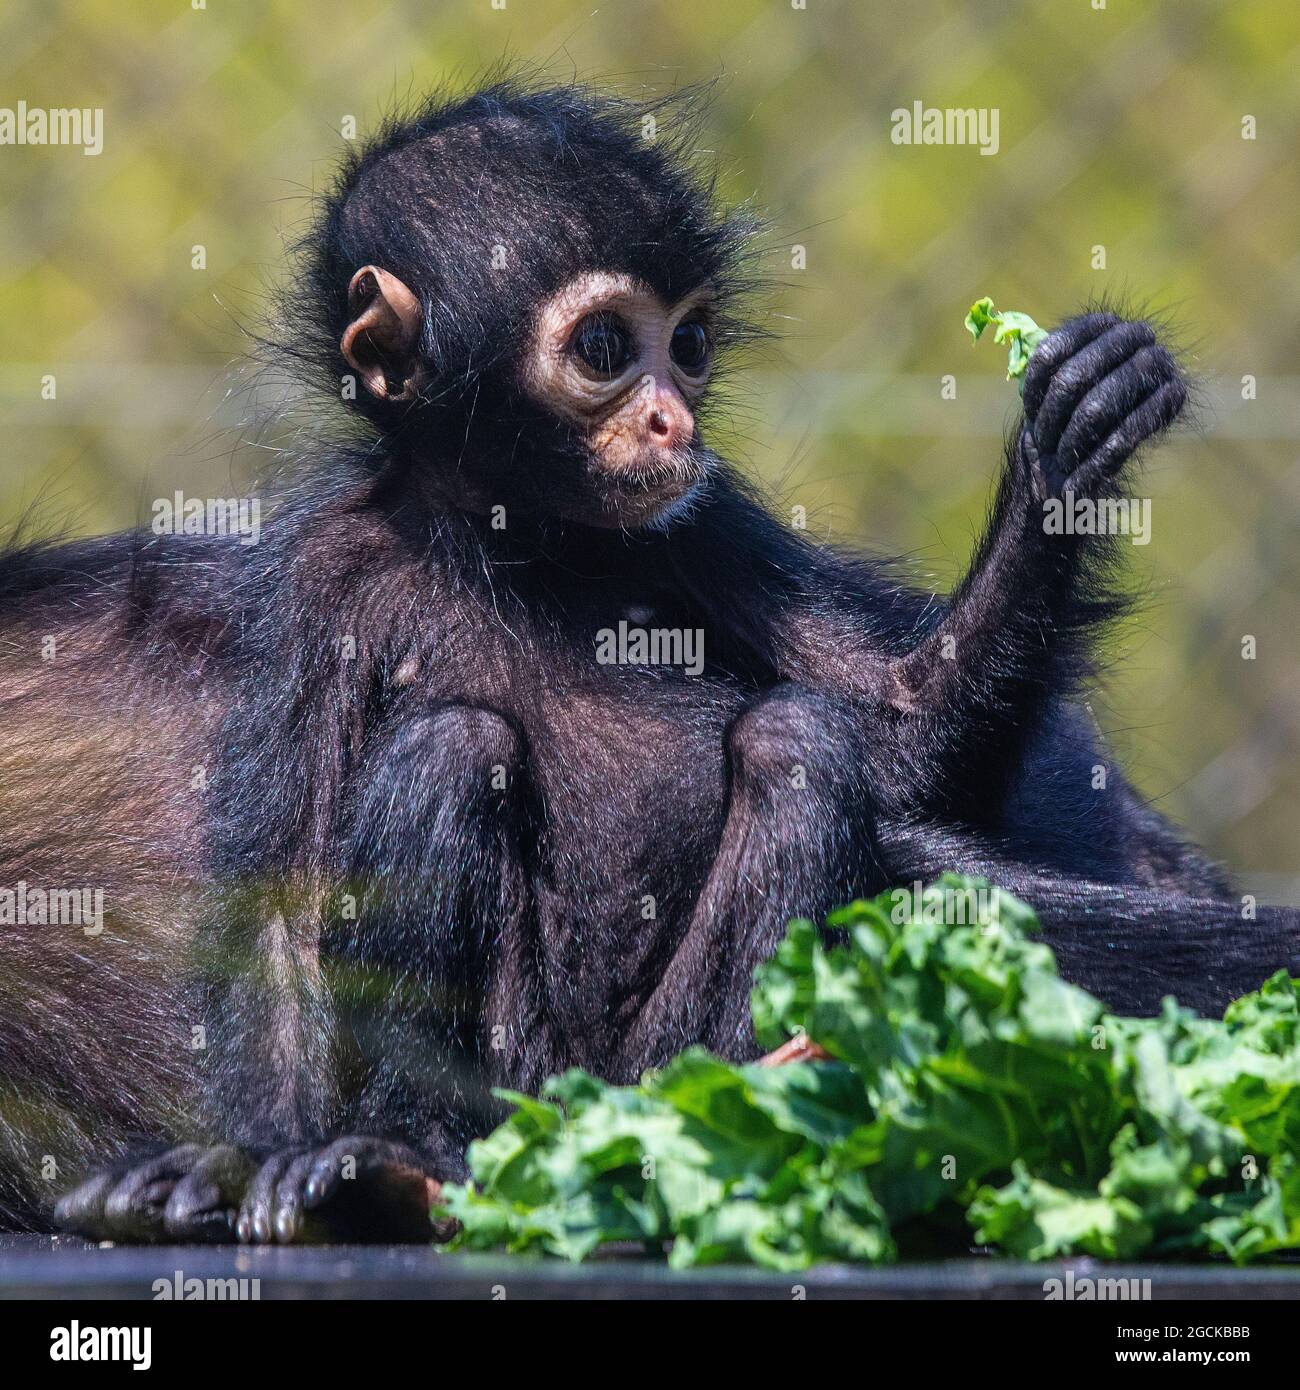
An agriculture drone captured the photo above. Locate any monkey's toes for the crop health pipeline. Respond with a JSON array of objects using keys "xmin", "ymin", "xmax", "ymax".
[
  {"xmin": 236, "ymin": 1146, "xmax": 308, "ymax": 1244},
  {"xmin": 237, "ymin": 1137, "xmax": 442, "ymax": 1244}
]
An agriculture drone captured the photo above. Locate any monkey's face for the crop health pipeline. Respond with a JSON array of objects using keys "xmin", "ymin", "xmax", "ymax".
[
  {"xmin": 339, "ymin": 262, "xmax": 719, "ymax": 531},
  {"xmin": 521, "ymin": 272, "xmax": 715, "ymax": 529}
]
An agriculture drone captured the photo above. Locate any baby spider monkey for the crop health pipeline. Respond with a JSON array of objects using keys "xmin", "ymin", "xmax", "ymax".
[{"xmin": 0, "ymin": 81, "xmax": 1292, "ymax": 1243}]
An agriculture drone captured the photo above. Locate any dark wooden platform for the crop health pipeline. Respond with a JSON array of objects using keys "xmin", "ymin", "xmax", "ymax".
[{"xmin": 3, "ymin": 1235, "xmax": 1299, "ymax": 1299}]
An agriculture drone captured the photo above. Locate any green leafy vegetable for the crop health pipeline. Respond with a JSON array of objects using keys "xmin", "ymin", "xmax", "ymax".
[
  {"xmin": 965, "ymin": 295, "xmax": 1048, "ymax": 389},
  {"xmin": 435, "ymin": 878, "xmax": 1300, "ymax": 1268}
]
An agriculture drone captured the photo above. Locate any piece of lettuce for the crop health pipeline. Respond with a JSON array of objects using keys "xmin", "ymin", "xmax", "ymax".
[
  {"xmin": 966, "ymin": 295, "xmax": 1048, "ymax": 389},
  {"xmin": 434, "ymin": 877, "xmax": 1300, "ymax": 1268}
]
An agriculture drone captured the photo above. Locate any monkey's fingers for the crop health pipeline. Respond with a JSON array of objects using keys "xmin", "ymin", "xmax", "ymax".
[
  {"xmin": 55, "ymin": 1144, "xmax": 205, "ymax": 1243},
  {"xmin": 1029, "ymin": 321, "xmax": 1157, "ymax": 459},
  {"xmin": 1067, "ymin": 380, "xmax": 1187, "ymax": 491},
  {"xmin": 1062, "ymin": 353, "xmax": 1184, "ymax": 483},
  {"xmin": 302, "ymin": 1135, "xmax": 416, "ymax": 1202},
  {"xmin": 302, "ymin": 1136, "xmax": 441, "ymax": 1243},
  {"xmin": 53, "ymin": 1167, "xmax": 122, "ymax": 1240},
  {"xmin": 234, "ymin": 1138, "xmax": 449, "ymax": 1244},
  {"xmin": 164, "ymin": 1144, "xmax": 252, "ymax": 1243},
  {"xmin": 269, "ymin": 1148, "xmax": 324, "ymax": 1244},
  {"xmin": 1021, "ymin": 312, "xmax": 1121, "ymax": 420},
  {"xmin": 1052, "ymin": 344, "xmax": 1167, "ymax": 473},
  {"xmin": 102, "ymin": 1144, "xmax": 207, "ymax": 1242}
]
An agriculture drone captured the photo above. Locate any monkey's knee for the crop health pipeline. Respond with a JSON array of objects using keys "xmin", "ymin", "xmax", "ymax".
[
  {"xmin": 717, "ymin": 686, "xmax": 884, "ymax": 920},
  {"xmin": 348, "ymin": 704, "xmax": 524, "ymax": 852},
  {"xmin": 380, "ymin": 704, "xmax": 520, "ymax": 783},
  {"xmin": 727, "ymin": 684, "xmax": 870, "ymax": 810},
  {"xmin": 410, "ymin": 704, "xmax": 522, "ymax": 778}
]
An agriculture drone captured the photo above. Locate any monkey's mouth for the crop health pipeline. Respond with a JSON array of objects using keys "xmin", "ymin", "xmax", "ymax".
[
  {"xmin": 598, "ymin": 450, "xmax": 707, "ymax": 498},
  {"xmin": 577, "ymin": 447, "xmax": 711, "ymax": 529}
]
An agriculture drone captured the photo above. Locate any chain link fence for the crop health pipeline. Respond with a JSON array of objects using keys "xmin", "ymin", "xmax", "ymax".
[{"xmin": 1, "ymin": 0, "xmax": 1296, "ymax": 890}]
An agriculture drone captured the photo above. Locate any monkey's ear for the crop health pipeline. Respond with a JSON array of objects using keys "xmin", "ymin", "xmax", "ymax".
[{"xmin": 341, "ymin": 266, "xmax": 425, "ymax": 402}]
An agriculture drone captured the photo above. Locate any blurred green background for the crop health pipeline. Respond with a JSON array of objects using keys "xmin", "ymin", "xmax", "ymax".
[{"xmin": 1, "ymin": 0, "xmax": 1297, "ymax": 891}]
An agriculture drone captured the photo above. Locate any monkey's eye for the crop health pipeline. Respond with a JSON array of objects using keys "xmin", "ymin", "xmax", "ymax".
[
  {"xmin": 571, "ymin": 315, "xmax": 631, "ymax": 377},
  {"xmin": 670, "ymin": 320, "xmax": 710, "ymax": 374}
]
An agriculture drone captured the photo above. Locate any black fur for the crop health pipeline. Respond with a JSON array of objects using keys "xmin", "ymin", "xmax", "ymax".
[{"xmin": 0, "ymin": 81, "xmax": 1293, "ymax": 1243}]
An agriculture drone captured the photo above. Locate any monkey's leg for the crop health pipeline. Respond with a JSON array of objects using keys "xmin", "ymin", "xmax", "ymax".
[
  {"xmin": 234, "ymin": 702, "xmax": 533, "ymax": 1244},
  {"xmin": 884, "ymin": 313, "xmax": 1185, "ymax": 815},
  {"xmin": 619, "ymin": 684, "xmax": 884, "ymax": 1073}
]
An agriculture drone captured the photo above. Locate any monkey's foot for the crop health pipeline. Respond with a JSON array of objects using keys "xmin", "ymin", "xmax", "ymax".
[
  {"xmin": 54, "ymin": 1143, "xmax": 252, "ymax": 1244},
  {"xmin": 1019, "ymin": 311, "xmax": 1186, "ymax": 499},
  {"xmin": 236, "ymin": 1136, "xmax": 448, "ymax": 1245}
]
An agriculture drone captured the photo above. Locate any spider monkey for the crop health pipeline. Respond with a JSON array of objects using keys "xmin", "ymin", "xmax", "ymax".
[{"xmin": 0, "ymin": 81, "xmax": 1293, "ymax": 1244}]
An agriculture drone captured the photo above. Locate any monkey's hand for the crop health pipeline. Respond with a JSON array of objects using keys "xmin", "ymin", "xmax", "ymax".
[
  {"xmin": 54, "ymin": 1143, "xmax": 254, "ymax": 1244},
  {"xmin": 1018, "ymin": 312, "xmax": 1186, "ymax": 500},
  {"xmin": 236, "ymin": 1136, "xmax": 450, "ymax": 1245}
]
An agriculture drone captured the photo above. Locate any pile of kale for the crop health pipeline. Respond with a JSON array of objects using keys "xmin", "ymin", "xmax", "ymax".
[{"xmin": 435, "ymin": 878, "xmax": 1300, "ymax": 1269}]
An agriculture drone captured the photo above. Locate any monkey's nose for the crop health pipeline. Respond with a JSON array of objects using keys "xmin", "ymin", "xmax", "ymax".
[{"xmin": 644, "ymin": 390, "xmax": 694, "ymax": 450}]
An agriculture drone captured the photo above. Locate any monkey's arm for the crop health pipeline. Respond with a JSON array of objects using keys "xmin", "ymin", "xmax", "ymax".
[
  {"xmin": 880, "ymin": 313, "xmax": 1184, "ymax": 813},
  {"xmin": 52, "ymin": 520, "xmax": 443, "ymax": 1243},
  {"xmin": 617, "ymin": 684, "xmax": 883, "ymax": 1071},
  {"xmin": 731, "ymin": 313, "xmax": 1184, "ymax": 820},
  {"xmin": 229, "ymin": 701, "xmax": 532, "ymax": 1244},
  {"xmin": 54, "ymin": 676, "xmax": 519, "ymax": 1244}
]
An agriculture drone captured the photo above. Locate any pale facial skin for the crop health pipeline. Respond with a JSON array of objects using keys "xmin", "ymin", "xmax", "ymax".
[
  {"xmin": 523, "ymin": 271, "xmax": 717, "ymax": 528},
  {"xmin": 341, "ymin": 265, "xmax": 717, "ymax": 529}
]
